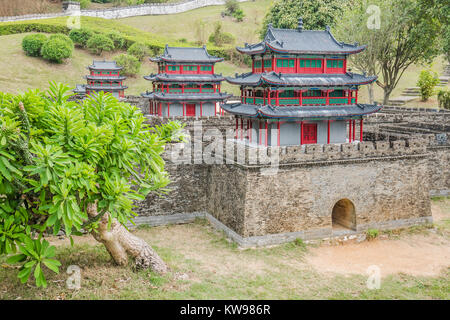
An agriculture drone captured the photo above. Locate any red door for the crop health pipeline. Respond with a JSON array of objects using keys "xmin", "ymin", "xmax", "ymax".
[
  {"xmin": 302, "ymin": 123, "xmax": 317, "ymax": 144},
  {"xmin": 186, "ymin": 104, "xmax": 196, "ymax": 117}
]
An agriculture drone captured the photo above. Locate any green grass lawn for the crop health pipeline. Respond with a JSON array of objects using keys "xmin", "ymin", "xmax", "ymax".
[{"xmin": 118, "ymin": 0, "xmax": 272, "ymax": 47}]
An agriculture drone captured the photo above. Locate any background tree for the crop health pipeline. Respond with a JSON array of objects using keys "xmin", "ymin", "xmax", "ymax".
[
  {"xmin": 0, "ymin": 83, "xmax": 183, "ymax": 287},
  {"xmin": 259, "ymin": 0, "xmax": 348, "ymax": 39}
]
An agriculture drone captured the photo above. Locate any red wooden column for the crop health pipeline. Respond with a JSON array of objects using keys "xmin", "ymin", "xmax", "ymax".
[
  {"xmin": 265, "ymin": 121, "xmax": 268, "ymax": 146},
  {"xmin": 182, "ymin": 103, "xmax": 185, "ymax": 117},
  {"xmin": 326, "ymin": 90, "xmax": 330, "ymax": 105},
  {"xmin": 259, "ymin": 121, "xmax": 262, "ymax": 145},
  {"xmin": 276, "ymin": 90, "xmax": 280, "ymax": 106},
  {"xmin": 248, "ymin": 120, "xmax": 252, "ymax": 143},
  {"xmin": 235, "ymin": 118, "xmax": 238, "ymax": 139},
  {"xmin": 348, "ymin": 119, "xmax": 352, "ymax": 142},
  {"xmin": 167, "ymin": 102, "xmax": 170, "ymax": 117},
  {"xmin": 240, "ymin": 87, "xmax": 243, "ymax": 103},
  {"xmin": 158, "ymin": 102, "xmax": 162, "ymax": 116},
  {"xmin": 353, "ymin": 120, "xmax": 356, "ymax": 141},
  {"xmin": 327, "ymin": 120, "xmax": 330, "ymax": 144},
  {"xmin": 300, "ymin": 121, "xmax": 303, "ymax": 145},
  {"xmin": 360, "ymin": 118, "xmax": 363, "ymax": 141},
  {"xmin": 240, "ymin": 118, "xmax": 244, "ymax": 140},
  {"xmin": 277, "ymin": 121, "xmax": 280, "ymax": 146},
  {"xmin": 200, "ymin": 102, "xmax": 203, "ymax": 117}
]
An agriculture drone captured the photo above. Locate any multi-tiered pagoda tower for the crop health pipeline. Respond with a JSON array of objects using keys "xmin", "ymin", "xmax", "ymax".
[
  {"xmin": 222, "ymin": 19, "xmax": 382, "ymax": 146},
  {"xmin": 74, "ymin": 60, "xmax": 127, "ymax": 98},
  {"xmin": 142, "ymin": 45, "xmax": 231, "ymax": 117}
]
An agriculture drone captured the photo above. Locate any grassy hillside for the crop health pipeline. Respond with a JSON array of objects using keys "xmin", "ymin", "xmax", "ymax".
[
  {"xmin": 119, "ymin": 0, "xmax": 272, "ymax": 46},
  {"xmin": 0, "ymin": 33, "xmax": 245, "ymax": 96}
]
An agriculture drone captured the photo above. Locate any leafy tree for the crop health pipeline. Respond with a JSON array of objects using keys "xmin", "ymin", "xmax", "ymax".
[
  {"xmin": 115, "ymin": 54, "xmax": 141, "ymax": 76},
  {"xmin": 86, "ymin": 34, "xmax": 115, "ymax": 55},
  {"xmin": 232, "ymin": 8, "xmax": 245, "ymax": 23},
  {"xmin": 417, "ymin": 69, "xmax": 439, "ymax": 101},
  {"xmin": 106, "ymin": 31, "xmax": 126, "ymax": 50},
  {"xmin": 41, "ymin": 38, "xmax": 73, "ymax": 63},
  {"xmin": 22, "ymin": 34, "xmax": 47, "ymax": 57},
  {"xmin": 437, "ymin": 89, "xmax": 450, "ymax": 109},
  {"xmin": 208, "ymin": 22, "xmax": 235, "ymax": 47},
  {"xmin": 0, "ymin": 82, "xmax": 183, "ymax": 287},
  {"xmin": 48, "ymin": 34, "xmax": 74, "ymax": 51},
  {"xmin": 259, "ymin": 0, "xmax": 347, "ymax": 39},
  {"xmin": 335, "ymin": 0, "xmax": 443, "ymax": 104}
]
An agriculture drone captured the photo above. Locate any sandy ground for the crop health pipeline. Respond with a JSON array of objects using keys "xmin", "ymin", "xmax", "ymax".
[{"xmin": 305, "ymin": 203, "xmax": 450, "ymax": 277}]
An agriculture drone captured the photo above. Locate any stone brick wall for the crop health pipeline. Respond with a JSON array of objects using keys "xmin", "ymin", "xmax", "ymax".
[{"xmin": 0, "ymin": 0, "xmax": 249, "ymax": 22}]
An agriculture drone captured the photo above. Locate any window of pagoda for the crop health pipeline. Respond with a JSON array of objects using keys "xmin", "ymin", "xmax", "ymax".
[
  {"xmin": 275, "ymin": 58, "xmax": 295, "ymax": 73},
  {"xmin": 202, "ymin": 83, "xmax": 214, "ymax": 93},
  {"xmin": 278, "ymin": 89, "xmax": 300, "ymax": 106},
  {"xmin": 199, "ymin": 65, "xmax": 214, "ymax": 74},
  {"xmin": 254, "ymin": 59, "xmax": 263, "ymax": 73},
  {"xmin": 168, "ymin": 84, "xmax": 182, "ymax": 93},
  {"xmin": 302, "ymin": 89, "xmax": 327, "ymax": 106},
  {"xmin": 298, "ymin": 58, "xmax": 323, "ymax": 73},
  {"xmin": 167, "ymin": 65, "xmax": 181, "ymax": 74},
  {"xmin": 325, "ymin": 58, "xmax": 346, "ymax": 74},
  {"xmin": 182, "ymin": 65, "xmax": 198, "ymax": 74},
  {"xmin": 184, "ymin": 83, "xmax": 201, "ymax": 93}
]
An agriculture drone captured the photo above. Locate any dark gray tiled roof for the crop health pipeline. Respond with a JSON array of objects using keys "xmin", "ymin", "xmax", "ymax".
[
  {"xmin": 141, "ymin": 92, "xmax": 231, "ymax": 101},
  {"xmin": 221, "ymin": 103, "xmax": 383, "ymax": 120},
  {"xmin": 226, "ymin": 72, "xmax": 377, "ymax": 87},
  {"xmin": 144, "ymin": 73, "xmax": 225, "ymax": 82},
  {"xmin": 150, "ymin": 45, "xmax": 223, "ymax": 63},
  {"xmin": 88, "ymin": 60, "xmax": 122, "ymax": 70},
  {"xmin": 237, "ymin": 24, "xmax": 366, "ymax": 55},
  {"xmin": 73, "ymin": 84, "xmax": 86, "ymax": 94}
]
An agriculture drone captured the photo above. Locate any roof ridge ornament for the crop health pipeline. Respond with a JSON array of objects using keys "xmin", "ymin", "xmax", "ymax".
[{"xmin": 298, "ymin": 18, "xmax": 303, "ymax": 32}]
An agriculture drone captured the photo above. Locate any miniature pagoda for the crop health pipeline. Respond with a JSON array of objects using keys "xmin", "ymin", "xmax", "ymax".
[
  {"xmin": 222, "ymin": 19, "xmax": 382, "ymax": 146},
  {"xmin": 74, "ymin": 60, "xmax": 127, "ymax": 98},
  {"xmin": 142, "ymin": 45, "xmax": 231, "ymax": 117}
]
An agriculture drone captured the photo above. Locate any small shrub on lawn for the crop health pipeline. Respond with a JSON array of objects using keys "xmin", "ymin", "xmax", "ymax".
[
  {"xmin": 22, "ymin": 33, "xmax": 47, "ymax": 57},
  {"xmin": 366, "ymin": 229, "xmax": 379, "ymax": 240},
  {"xmin": 40, "ymin": 38, "xmax": 73, "ymax": 63},
  {"xmin": 106, "ymin": 31, "xmax": 126, "ymax": 50},
  {"xmin": 127, "ymin": 42, "xmax": 149, "ymax": 61},
  {"xmin": 115, "ymin": 54, "xmax": 141, "ymax": 76},
  {"xmin": 76, "ymin": 0, "xmax": 91, "ymax": 9},
  {"xmin": 87, "ymin": 34, "xmax": 115, "ymax": 55},
  {"xmin": 208, "ymin": 22, "xmax": 235, "ymax": 47},
  {"xmin": 69, "ymin": 28, "xmax": 94, "ymax": 47},
  {"xmin": 417, "ymin": 69, "xmax": 440, "ymax": 101}
]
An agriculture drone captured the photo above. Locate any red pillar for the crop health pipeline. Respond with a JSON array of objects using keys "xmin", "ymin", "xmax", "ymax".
[
  {"xmin": 183, "ymin": 103, "xmax": 185, "ymax": 117},
  {"xmin": 259, "ymin": 121, "xmax": 262, "ymax": 145},
  {"xmin": 200, "ymin": 102, "xmax": 203, "ymax": 117},
  {"xmin": 327, "ymin": 120, "xmax": 330, "ymax": 144},
  {"xmin": 265, "ymin": 121, "xmax": 268, "ymax": 146},
  {"xmin": 167, "ymin": 102, "xmax": 170, "ymax": 117},
  {"xmin": 235, "ymin": 118, "xmax": 238, "ymax": 139},
  {"xmin": 349, "ymin": 120, "xmax": 352, "ymax": 142},
  {"xmin": 353, "ymin": 120, "xmax": 356, "ymax": 141},
  {"xmin": 240, "ymin": 118, "xmax": 243, "ymax": 140},
  {"xmin": 249, "ymin": 120, "xmax": 252, "ymax": 143},
  {"xmin": 277, "ymin": 121, "xmax": 280, "ymax": 146},
  {"xmin": 276, "ymin": 90, "xmax": 279, "ymax": 106},
  {"xmin": 300, "ymin": 121, "xmax": 303, "ymax": 145},
  {"xmin": 326, "ymin": 90, "xmax": 330, "ymax": 105},
  {"xmin": 360, "ymin": 118, "xmax": 363, "ymax": 141}
]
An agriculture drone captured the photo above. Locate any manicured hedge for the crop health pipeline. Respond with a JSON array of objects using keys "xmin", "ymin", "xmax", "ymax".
[
  {"xmin": 0, "ymin": 17, "xmax": 238, "ymax": 62},
  {"xmin": 41, "ymin": 38, "xmax": 73, "ymax": 63},
  {"xmin": 22, "ymin": 33, "xmax": 47, "ymax": 57}
]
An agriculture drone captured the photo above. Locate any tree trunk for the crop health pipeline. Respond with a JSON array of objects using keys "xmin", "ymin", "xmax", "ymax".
[
  {"xmin": 86, "ymin": 203, "xmax": 168, "ymax": 274},
  {"xmin": 367, "ymin": 83, "xmax": 375, "ymax": 104},
  {"xmin": 383, "ymin": 88, "xmax": 392, "ymax": 105}
]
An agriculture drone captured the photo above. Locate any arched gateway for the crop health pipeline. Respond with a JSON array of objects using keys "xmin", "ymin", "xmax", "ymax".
[{"xmin": 332, "ymin": 199, "xmax": 356, "ymax": 230}]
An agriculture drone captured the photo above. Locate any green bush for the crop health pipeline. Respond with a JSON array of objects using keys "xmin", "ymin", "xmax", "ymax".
[
  {"xmin": 76, "ymin": 0, "xmax": 91, "ymax": 9},
  {"xmin": 127, "ymin": 42, "xmax": 149, "ymax": 61},
  {"xmin": 208, "ymin": 22, "xmax": 235, "ymax": 47},
  {"xmin": 22, "ymin": 34, "xmax": 47, "ymax": 57},
  {"xmin": 48, "ymin": 33, "xmax": 74, "ymax": 50},
  {"xmin": 366, "ymin": 228, "xmax": 379, "ymax": 240},
  {"xmin": 225, "ymin": 0, "xmax": 239, "ymax": 15},
  {"xmin": 437, "ymin": 89, "xmax": 450, "ymax": 110},
  {"xmin": 417, "ymin": 69, "xmax": 440, "ymax": 101},
  {"xmin": 232, "ymin": 8, "xmax": 245, "ymax": 22},
  {"xmin": 69, "ymin": 28, "xmax": 94, "ymax": 47},
  {"xmin": 115, "ymin": 54, "xmax": 141, "ymax": 76},
  {"xmin": 86, "ymin": 34, "xmax": 115, "ymax": 55},
  {"xmin": 41, "ymin": 38, "xmax": 73, "ymax": 63},
  {"xmin": 106, "ymin": 31, "xmax": 126, "ymax": 50}
]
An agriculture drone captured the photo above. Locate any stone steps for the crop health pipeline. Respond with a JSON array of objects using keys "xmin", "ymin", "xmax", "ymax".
[{"xmin": 387, "ymin": 95, "xmax": 419, "ymax": 106}]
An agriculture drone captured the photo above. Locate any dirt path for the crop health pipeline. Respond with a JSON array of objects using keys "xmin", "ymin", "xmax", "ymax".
[{"xmin": 305, "ymin": 202, "xmax": 450, "ymax": 277}]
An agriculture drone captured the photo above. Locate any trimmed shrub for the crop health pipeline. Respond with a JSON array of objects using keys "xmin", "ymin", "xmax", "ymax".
[
  {"xmin": 75, "ymin": 0, "xmax": 91, "ymax": 9},
  {"xmin": 127, "ymin": 42, "xmax": 149, "ymax": 61},
  {"xmin": 417, "ymin": 69, "xmax": 439, "ymax": 101},
  {"xmin": 69, "ymin": 28, "xmax": 94, "ymax": 47},
  {"xmin": 115, "ymin": 54, "xmax": 141, "ymax": 76},
  {"xmin": 86, "ymin": 34, "xmax": 115, "ymax": 55},
  {"xmin": 22, "ymin": 34, "xmax": 47, "ymax": 57},
  {"xmin": 41, "ymin": 38, "xmax": 73, "ymax": 63},
  {"xmin": 48, "ymin": 33, "xmax": 74, "ymax": 50},
  {"xmin": 106, "ymin": 31, "xmax": 126, "ymax": 50},
  {"xmin": 232, "ymin": 8, "xmax": 245, "ymax": 22}
]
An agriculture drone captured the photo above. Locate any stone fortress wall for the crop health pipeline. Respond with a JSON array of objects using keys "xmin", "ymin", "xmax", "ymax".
[
  {"xmin": 131, "ymin": 104, "xmax": 449, "ymax": 246},
  {"xmin": 0, "ymin": 0, "xmax": 249, "ymax": 22}
]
